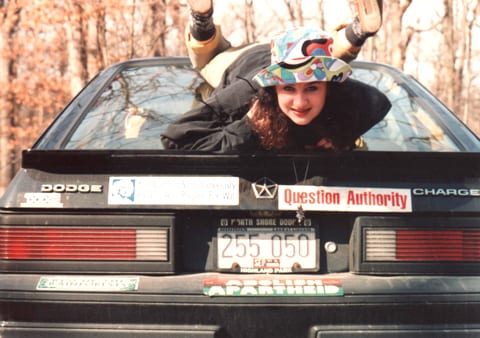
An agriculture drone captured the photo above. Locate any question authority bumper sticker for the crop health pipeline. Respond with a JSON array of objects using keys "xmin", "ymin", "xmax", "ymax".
[
  {"xmin": 278, "ymin": 186, "xmax": 412, "ymax": 212},
  {"xmin": 203, "ymin": 277, "xmax": 343, "ymax": 297}
]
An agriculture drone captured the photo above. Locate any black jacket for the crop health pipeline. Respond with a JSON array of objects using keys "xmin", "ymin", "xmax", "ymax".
[{"xmin": 161, "ymin": 44, "xmax": 391, "ymax": 152}]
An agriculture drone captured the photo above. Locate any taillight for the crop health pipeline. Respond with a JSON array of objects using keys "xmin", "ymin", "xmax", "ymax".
[
  {"xmin": 0, "ymin": 214, "xmax": 174, "ymax": 274},
  {"xmin": 365, "ymin": 229, "xmax": 480, "ymax": 261},
  {"xmin": 0, "ymin": 227, "xmax": 168, "ymax": 261},
  {"xmin": 351, "ymin": 217, "xmax": 480, "ymax": 275}
]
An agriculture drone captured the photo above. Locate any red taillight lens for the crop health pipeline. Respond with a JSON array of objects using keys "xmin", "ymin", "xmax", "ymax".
[
  {"xmin": 396, "ymin": 230, "xmax": 479, "ymax": 261},
  {"xmin": 0, "ymin": 227, "xmax": 168, "ymax": 261},
  {"xmin": 365, "ymin": 229, "xmax": 480, "ymax": 262}
]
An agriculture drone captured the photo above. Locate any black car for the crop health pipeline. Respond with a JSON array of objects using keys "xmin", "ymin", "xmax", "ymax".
[{"xmin": 1, "ymin": 57, "xmax": 479, "ymax": 337}]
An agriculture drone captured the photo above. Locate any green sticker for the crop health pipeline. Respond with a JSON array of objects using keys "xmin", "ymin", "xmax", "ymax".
[{"xmin": 36, "ymin": 276, "xmax": 139, "ymax": 292}]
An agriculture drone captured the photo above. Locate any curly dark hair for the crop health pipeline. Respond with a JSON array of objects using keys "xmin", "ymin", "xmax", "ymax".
[{"xmin": 248, "ymin": 86, "xmax": 292, "ymax": 150}]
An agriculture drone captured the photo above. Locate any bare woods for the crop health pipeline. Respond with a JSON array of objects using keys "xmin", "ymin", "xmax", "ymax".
[{"xmin": 0, "ymin": 0, "xmax": 479, "ymax": 194}]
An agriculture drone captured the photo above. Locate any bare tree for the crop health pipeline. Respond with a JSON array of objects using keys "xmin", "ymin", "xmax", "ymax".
[
  {"xmin": 283, "ymin": 0, "xmax": 304, "ymax": 26},
  {"xmin": 66, "ymin": 2, "xmax": 88, "ymax": 97},
  {"xmin": 387, "ymin": 0, "xmax": 413, "ymax": 69},
  {"xmin": 317, "ymin": 0, "xmax": 325, "ymax": 31},
  {"xmin": 0, "ymin": 0, "xmax": 21, "ymax": 192},
  {"xmin": 245, "ymin": 0, "xmax": 256, "ymax": 43},
  {"xmin": 436, "ymin": 0, "xmax": 456, "ymax": 111},
  {"xmin": 167, "ymin": 0, "xmax": 186, "ymax": 56},
  {"xmin": 87, "ymin": 2, "xmax": 107, "ymax": 78},
  {"xmin": 434, "ymin": 0, "xmax": 476, "ymax": 118},
  {"xmin": 461, "ymin": 0, "xmax": 480, "ymax": 125},
  {"xmin": 144, "ymin": 0, "xmax": 167, "ymax": 57}
]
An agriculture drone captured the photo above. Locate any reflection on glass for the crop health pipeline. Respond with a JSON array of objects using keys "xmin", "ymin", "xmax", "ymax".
[
  {"xmin": 351, "ymin": 68, "xmax": 459, "ymax": 152},
  {"xmin": 65, "ymin": 64, "xmax": 204, "ymax": 150}
]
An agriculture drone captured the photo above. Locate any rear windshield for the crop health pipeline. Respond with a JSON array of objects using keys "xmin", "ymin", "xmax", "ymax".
[{"xmin": 62, "ymin": 62, "xmax": 461, "ymax": 152}]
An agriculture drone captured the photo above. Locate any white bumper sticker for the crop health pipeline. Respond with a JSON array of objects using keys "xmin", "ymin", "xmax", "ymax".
[
  {"xmin": 278, "ymin": 186, "xmax": 412, "ymax": 212},
  {"xmin": 108, "ymin": 176, "xmax": 239, "ymax": 206}
]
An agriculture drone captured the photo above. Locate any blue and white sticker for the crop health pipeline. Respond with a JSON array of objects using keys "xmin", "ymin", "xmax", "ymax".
[{"xmin": 108, "ymin": 176, "xmax": 239, "ymax": 206}]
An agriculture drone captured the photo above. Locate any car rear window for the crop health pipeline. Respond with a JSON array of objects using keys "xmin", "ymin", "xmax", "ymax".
[{"xmin": 62, "ymin": 63, "xmax": 461, "ymax": 152}]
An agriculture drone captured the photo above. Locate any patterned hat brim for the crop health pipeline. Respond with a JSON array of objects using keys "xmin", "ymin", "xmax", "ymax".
[{"xmin": 253, "ymin": 56, "xmax": 352, "ymax": 87}]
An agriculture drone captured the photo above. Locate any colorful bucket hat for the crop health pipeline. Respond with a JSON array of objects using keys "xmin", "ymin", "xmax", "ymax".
[{"xmin": 253, "ymin": 27, "xmax": 352, "ymax": 87}]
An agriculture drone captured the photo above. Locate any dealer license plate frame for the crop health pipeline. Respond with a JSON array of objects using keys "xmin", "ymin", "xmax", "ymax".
[{"xmin": 216, "ymin": 227, "xmax": 319, "ymax": 273}]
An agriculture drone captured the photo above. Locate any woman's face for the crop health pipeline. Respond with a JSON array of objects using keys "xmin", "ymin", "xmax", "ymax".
[{"xmin": 275, "ymin": 81, "xmax": 327, "ymax": 125}]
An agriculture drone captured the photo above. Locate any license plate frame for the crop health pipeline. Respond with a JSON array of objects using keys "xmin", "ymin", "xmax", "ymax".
[{"xmin": 216, "ymin": 227, "xmax": 319, "ymax": 273}]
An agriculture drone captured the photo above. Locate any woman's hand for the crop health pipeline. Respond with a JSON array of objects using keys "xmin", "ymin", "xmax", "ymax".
[
  {"xmin": 305, "ymin": 137, "xmax": 354, "ymax": 151},
  {"xmin": 305, "ymin": 137, "xmax": 335, "ymax": 150}
]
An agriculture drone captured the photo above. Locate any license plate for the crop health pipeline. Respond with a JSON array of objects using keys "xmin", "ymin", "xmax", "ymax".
[{"xmin": 217, "ymin": 227, "xmax": 317, "ymax": 273}]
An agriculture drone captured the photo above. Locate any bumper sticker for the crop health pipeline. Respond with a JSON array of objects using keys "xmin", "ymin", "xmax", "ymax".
[
  {"xmin": 203, "ymin": 277, "xmax": 343, "ymax": 297},
  {"xmin": 108, "ymin": 176, "xmax": 239, "ymax": 206},
  {"xmin": 36, "ymin": 276, "xmax": 139, "ymax": 292},
  {"xmin": 278, "ymin": 186, "xmax": 412, "ymax": 212}
]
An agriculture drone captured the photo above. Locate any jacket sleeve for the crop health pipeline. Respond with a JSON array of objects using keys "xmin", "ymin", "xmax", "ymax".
[
  {"xmin": 161, "ymin": 114, "xmax": 257, "ymax": 151},
  {"xmin": 160, "ymin": 78, "xmax": 259, "ymax": 152},
  {"xmin": 317, "ymin": 79, "xmax": 391, "ymax": 149}
]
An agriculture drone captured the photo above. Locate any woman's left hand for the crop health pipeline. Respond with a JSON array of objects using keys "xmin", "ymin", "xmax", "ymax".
[
  {"xmin": 305, "ymin": 137, "xmax": 335, "ymax": 150},
  {"xmin": 305, "ymin": 138, "xmax": 355, "ymax": 152}
]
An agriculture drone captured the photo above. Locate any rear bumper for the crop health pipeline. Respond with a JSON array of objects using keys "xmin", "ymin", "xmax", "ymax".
[{"xmin": 1, "ymin": 273, "xmax": 480, "ymax": 337}]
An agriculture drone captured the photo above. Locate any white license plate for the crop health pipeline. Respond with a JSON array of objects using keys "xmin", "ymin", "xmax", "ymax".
[{"xmin": 217, "ymin": 227, "xmax": 317, "ymax": 273}]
